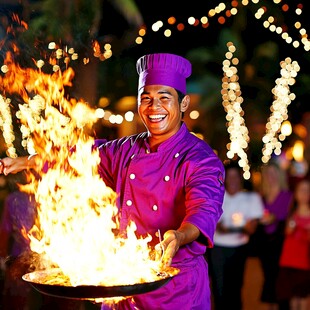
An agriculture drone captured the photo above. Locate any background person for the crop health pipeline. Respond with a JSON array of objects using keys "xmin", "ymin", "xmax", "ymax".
[
  {"xmin": 207, "ymin": 160, "xmax": 264, "ymax": 310},
  {"xmin": 276, "ymin": 177, "xmax": 310, "ymax": 310},
  {"xmin": 0, "ymin": 171, "xmax": 41, "ymax": 310},
  {"xmin": 0, "ymin": 171, "xmax": 86, "ymax": 310},
  {"xmin": 257, "ymin": 160, "xmax": 293, "ymax": 310}
]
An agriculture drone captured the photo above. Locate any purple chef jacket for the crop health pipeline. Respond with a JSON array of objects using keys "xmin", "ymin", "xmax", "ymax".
[{"xmin": 98, "ymin": 122, "xmax": 225, "ymax": 310}]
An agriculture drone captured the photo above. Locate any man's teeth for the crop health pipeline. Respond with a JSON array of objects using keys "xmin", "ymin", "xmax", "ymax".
[{"xmin": 149, "ymin": 115, "xmax": 166, "ymax": 120}]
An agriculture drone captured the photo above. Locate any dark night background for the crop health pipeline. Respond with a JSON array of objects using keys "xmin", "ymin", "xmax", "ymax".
[{"xmin": 1, "ymin": 0, "xmax": 310, "ymax": 167}]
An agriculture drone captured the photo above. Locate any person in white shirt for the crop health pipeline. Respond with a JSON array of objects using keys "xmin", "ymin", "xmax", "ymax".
[{"xmin": 207, "ymin": 161, "xmax": 264, "ymax": 310}]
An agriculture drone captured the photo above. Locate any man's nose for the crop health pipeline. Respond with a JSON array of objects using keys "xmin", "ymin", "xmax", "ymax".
[{"xmin": 150, "ymin": 97, "xmax": 161, "ymax": 108}]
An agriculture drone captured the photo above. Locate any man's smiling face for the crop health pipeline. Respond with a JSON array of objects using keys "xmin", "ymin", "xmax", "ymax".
[{"xmin": 138, "ymin": 85, "xmax": 187, "ymax": 142}]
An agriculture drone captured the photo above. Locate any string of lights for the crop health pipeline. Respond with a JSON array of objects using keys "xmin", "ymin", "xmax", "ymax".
[
  {"xmin": 261, "ymin": 57, "xmax": 300, "ymax": 163},
  {"xmin": 131, "ymin": 1, "xmax": 308, "ymax": 52},
  {"xmin": 222, "ymin": 42, "xmax": 251, "ymax": 179},
  {"xmin": 0, "ymin": 95, "xmax": 17, "ymax": 158}
]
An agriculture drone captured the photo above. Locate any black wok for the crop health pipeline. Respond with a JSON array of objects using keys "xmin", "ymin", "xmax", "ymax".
[{"xmin": 22, "ymin": 267, "xmax": 179, "ymax": 300}]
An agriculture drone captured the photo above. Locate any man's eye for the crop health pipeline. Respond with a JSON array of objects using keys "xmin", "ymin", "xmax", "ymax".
[{"xmin": 141, "ymin": 97, "xmax": 150, "ymax": 103}]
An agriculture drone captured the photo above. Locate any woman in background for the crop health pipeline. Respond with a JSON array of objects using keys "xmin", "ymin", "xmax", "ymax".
[
  {"xmin": 276, "ymin": 178, "xmax": 310, "ymax": 310},
  {"xmin": 258, "ymin": 161, "xmax": 293, "ymax": 310},
  {"xmin": 208, "ymin": 161, "xmax": 264, "ymax": 310}
]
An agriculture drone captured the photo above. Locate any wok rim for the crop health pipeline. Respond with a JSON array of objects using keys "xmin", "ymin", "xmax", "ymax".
[{"xmin": 22, "ymin": 268, "xmax": 178, "ymax": 300}]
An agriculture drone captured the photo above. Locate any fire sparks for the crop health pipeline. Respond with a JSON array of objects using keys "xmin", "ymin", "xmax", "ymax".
[
  {"xmin": 0, "ymin": 45, "xmax": 175, "ymax": 298},
  {"xmin": 92, "ymin": 40, "xmax": 112, "ymax": 61}
]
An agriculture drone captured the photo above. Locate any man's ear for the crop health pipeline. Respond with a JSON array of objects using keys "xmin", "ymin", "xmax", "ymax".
[{"xmin": 180, "ymin": 95, "xmax": 190, "ymax": 112}]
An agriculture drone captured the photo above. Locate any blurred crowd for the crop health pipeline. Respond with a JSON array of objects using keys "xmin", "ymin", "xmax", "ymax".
[
  {"xmin": 207, "ymin": 159, "xmax": 310, "ymax": 310},
  {"xmin": 0, "ymin": 157, "xmax": 309, "ymax": 310}
]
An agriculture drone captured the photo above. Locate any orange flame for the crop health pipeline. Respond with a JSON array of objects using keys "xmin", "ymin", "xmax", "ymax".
[{"xmin": 0, "ymin": 47, "xmax": 169, "ymax": 295}]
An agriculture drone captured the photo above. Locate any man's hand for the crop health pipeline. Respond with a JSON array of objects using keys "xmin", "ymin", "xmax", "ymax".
[
  {"xmin": 0, "ymin": 157, "xmax": 29, "ymax": 175},
  {"xmin": 155, "ymin": 223, "xmax": 200, "ymax": 268},
  {"xmin": 159, "ymin": 230, "xmax": 181, "ymax": 267}
]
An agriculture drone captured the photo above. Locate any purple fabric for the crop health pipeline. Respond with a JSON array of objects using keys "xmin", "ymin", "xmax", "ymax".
[
  {"xmin": 0, "ymin": 191, "xmax": 36, "ymax": 257},
  {"xmin": 97, "ymin": 123, "xmax": 225, "ymax": 309},
  {"xmin": 136, "ymin": 53, "xmax": 192, "ymax": 94},
  {"xmin": 101, "ymin": 256, "xmax": 210, "ymax": 310},
  {"xmin": 263, "ymin": 190, "xmax": 293, "ymax": 234}
]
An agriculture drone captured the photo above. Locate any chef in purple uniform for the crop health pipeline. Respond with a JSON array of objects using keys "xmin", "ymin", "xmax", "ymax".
[
  {"xmin": 0, "ymin": 53, "xmax": 225, "ymax": 310},
  {"xmin": 97, "ymin": 53, "xmax": 225, "ymax": 309}
]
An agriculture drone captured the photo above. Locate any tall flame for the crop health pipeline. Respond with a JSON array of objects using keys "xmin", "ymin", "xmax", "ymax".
[{"xmin": 0, "ymin": 46, "xmax": 166, "ymax": 291}]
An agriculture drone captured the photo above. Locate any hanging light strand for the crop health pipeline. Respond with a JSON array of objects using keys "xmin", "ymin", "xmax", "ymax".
[
  {"xmin": 222, "ymin": 42, "xmax": 251, "ymax": 179},
  {"xmin": 261, "ymin": 57, "xmax": 300, "ymax": 163},
  {"xmin": 0, "ymin": 94, "xmax": 17, "ymax": 158}
]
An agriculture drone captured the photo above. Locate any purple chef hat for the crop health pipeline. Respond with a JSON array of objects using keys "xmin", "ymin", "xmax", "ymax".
[{"xmin": 136, "ymin": 53, "xmax": 192, "ymax": 94}]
